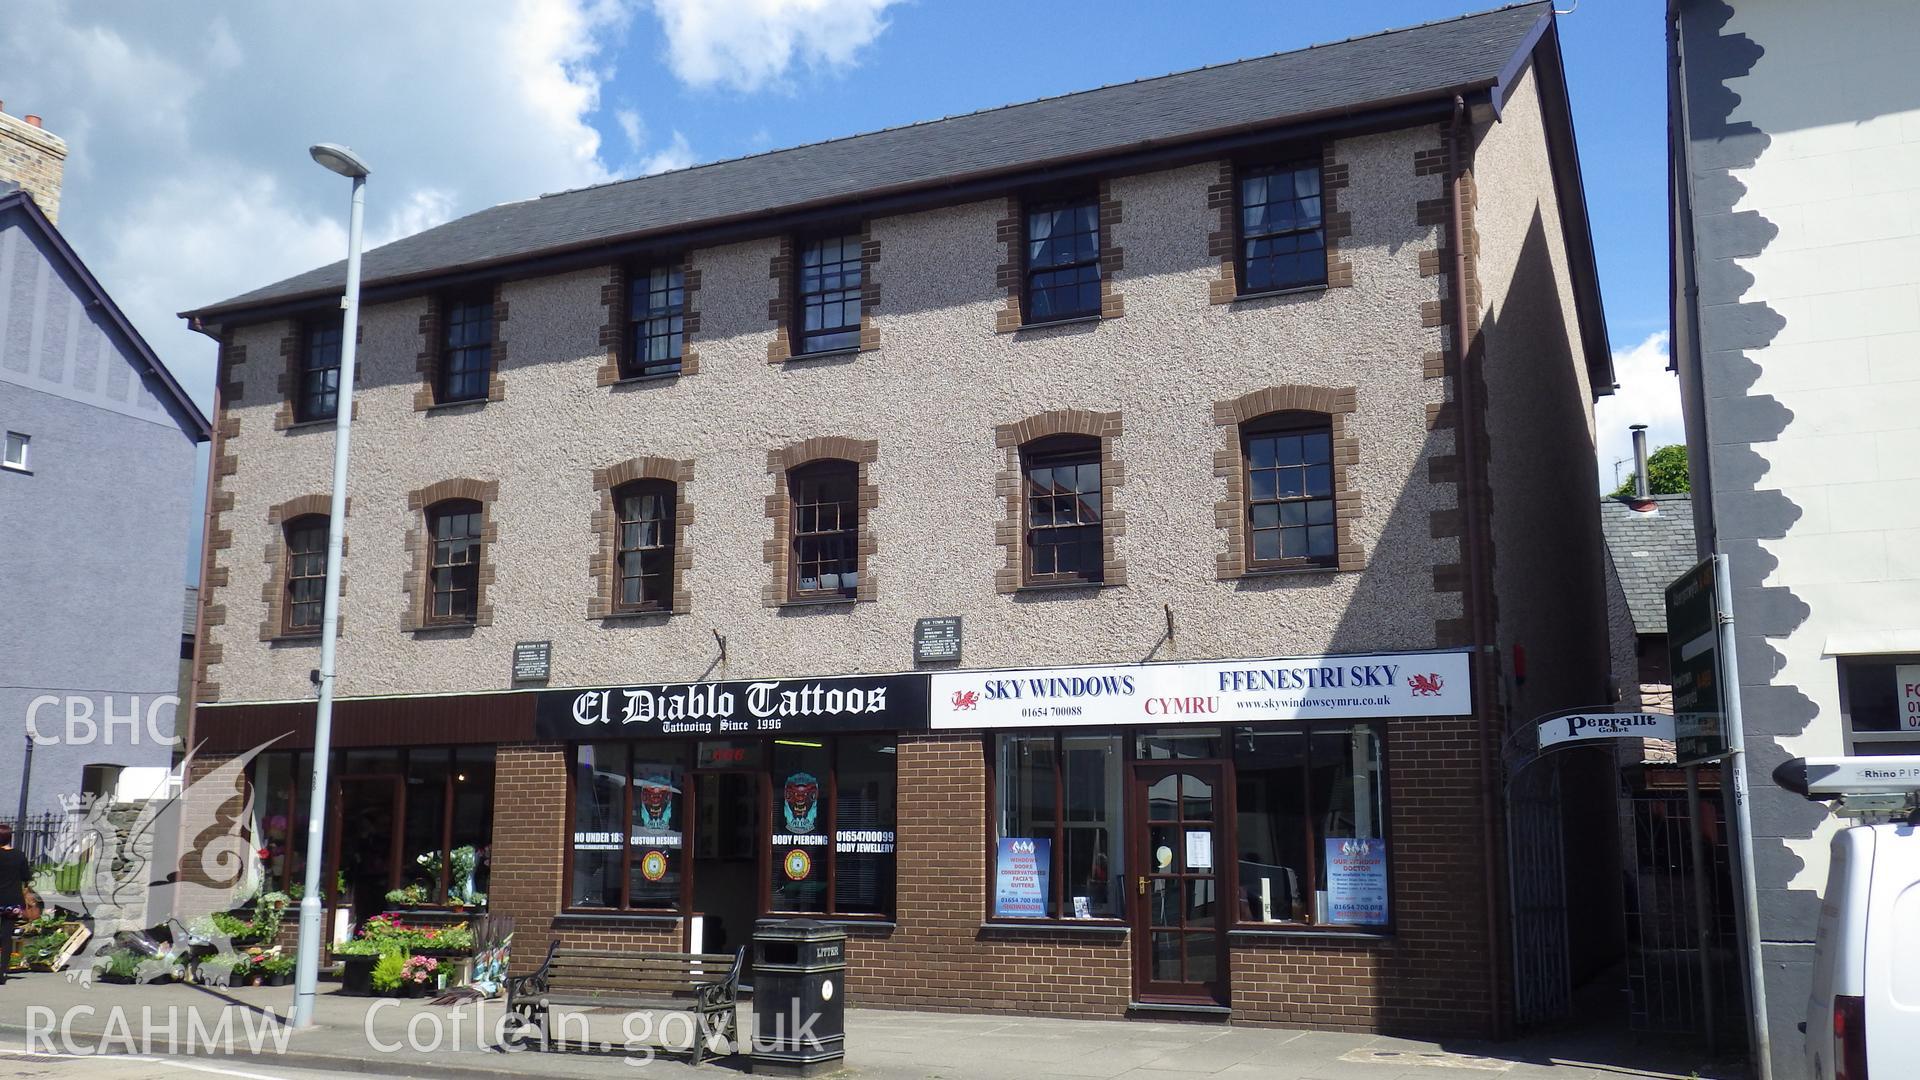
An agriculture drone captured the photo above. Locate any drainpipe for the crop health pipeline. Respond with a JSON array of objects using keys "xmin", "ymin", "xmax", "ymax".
[{"xmin": 1449, "ymin": 92, "xmax": 1508, "ymax": 1040}]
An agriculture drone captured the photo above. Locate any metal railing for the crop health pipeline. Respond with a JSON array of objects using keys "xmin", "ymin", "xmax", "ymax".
[{"xmin": 1, "ymin": 810, "xmax": 70, "ymax": 865}]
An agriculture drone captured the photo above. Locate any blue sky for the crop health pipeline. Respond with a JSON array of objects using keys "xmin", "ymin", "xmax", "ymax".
[{"xmin": 7, "ymin": 1, "xmax": 1677, "ymax": 576}]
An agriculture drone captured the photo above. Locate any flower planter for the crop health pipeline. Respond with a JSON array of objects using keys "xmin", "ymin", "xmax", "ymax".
[
  {"xmin": 264, "ymin": 973, "xmax": 292, "ymax": 987},
  {"xmin": 339, "ymin": 955, "xmax": 377, "ymax": 996}
]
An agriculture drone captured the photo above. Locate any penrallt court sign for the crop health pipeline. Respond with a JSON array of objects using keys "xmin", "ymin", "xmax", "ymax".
[
  {"xmin": 931, "ymin": 650, "xmax": 1471, "ymax": 729},
  {"xmin": 535, "ymin": 673, "xmax": 929, "ymax": 739}
]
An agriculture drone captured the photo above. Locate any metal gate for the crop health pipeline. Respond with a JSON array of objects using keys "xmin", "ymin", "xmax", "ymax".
[
  {"xmin": 1507, "ymin": 757, "xmax": 1571, "ymax": 1025},
  {"xmin": 1624, "ymin": 785, "xmax": 1740, "ymax": 1038}
]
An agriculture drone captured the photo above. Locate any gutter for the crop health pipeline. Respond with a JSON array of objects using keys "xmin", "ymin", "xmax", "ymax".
[{"xmin": 1449, "ymin": 92, "xmax": 1509, "ymax": 1041}]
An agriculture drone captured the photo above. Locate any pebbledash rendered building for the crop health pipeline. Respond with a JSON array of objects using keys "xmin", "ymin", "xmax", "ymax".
[{"xmin": 178, "ymin": 4, "xmax": 1616, "ymax": 1037}]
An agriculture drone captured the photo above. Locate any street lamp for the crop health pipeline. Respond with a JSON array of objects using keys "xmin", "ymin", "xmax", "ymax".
[{"xmin": 291, "ymin": 141, "xmax": 369, "ymax": 1029}]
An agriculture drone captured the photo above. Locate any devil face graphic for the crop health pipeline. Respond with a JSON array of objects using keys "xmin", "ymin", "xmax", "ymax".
[
  {"xmin": 783, "ymin": 772, "xmax": 821, "ymax": 834},
  {"xmin": 633, "ymin": 774, "xmax": 677, "ymax": 833}
]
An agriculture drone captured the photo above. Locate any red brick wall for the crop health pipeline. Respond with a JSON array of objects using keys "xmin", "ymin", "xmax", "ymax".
[{"xmin": 485, "ymin": 726, "xmax": 1495, "ymax": 1035}]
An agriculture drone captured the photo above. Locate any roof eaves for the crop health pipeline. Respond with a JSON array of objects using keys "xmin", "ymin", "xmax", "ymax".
[{"xmin": 2, "ymin": 191, "xmax": 213, "ymax": 441}]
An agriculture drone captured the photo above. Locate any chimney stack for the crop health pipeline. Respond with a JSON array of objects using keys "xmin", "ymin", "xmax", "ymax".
[
  {"xmin": 0, "ymin": 101, "xmax": 67, "ymax": 225},
  {"xmin": 1629, "ymin": 424, "xmax": 1653, "ymax": 507}
]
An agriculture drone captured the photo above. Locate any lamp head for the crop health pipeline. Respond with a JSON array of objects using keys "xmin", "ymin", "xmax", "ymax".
[{"xmin": 309, "ymin": 143, "xmax": 371, "ymax": 179}]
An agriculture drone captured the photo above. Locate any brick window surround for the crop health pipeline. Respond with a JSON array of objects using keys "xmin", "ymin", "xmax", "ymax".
[
  {"xmin": 993, "ymin": 182, "xmax": 1126, "ymax": 332},
  {"xmin": 258, "ymin": 494, "xmax": 347, "ymax": 642},
  {"xmin": 762, "ymin": 437, "xmax": 878, "ymax": 606},
  {"xmin": 587, "ymin": 457, "xmax": 694, "ymax": 618},
  {"xmin": 993, "ymin": 410, "xmax": 1126, "ymax": 593},
  {"xmin": 402, "ymin": 478, "xmax": 499, "ymax": 630},
  {"xmin": 596, "ymin": 262, "xmax": 703, "ymax": 385},
  {"xmin": 766, "ymin": 228, "xmax": 881, "ymax": 363},
  {"xmin": 1212, "ymin": 386, "xmax": 1363, "ymax": 578},
  {"xmin": 1207, "ymin": 147, "xmax": 1353, "ymax": 304},
  {"xmin": 413, "ymin": 286, "xmax": 508, "ymax": 411}
]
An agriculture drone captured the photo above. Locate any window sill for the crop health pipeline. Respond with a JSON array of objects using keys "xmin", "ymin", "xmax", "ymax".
[
  {"xmin": 756, "ymin": 917, "xmax": 895, "ymax": 932},
  {"xmin": 283, "ymin": 417, "xmax": 339, "ymax": 432},
  {"xmin": 423, "ymin": 398, "xmax": 488, "ymax": 413},
  {"xmin": 411, "ymin": 621, "xmax": 477, "ymax": 635},
  {"xmin": 1230, "ymin": 283, "xmax": 1329, "ymax": 304},
  {"xmin": 780, "ymin": 596, "xmax": 859, "ymax": 609},
  {"xmin": 609, "ymin": 370, "xmax": 685, "ymax": 386},
  {"xmin": 1014, "ymin": 580, "xmax": 1111, "ymax": 595},
  {"xmin": 1236, "ymin": 564, "xmax": 1342, "ymax": 580},
  {"xmin": 1, "ymin": 464, "xmax": 32, "ymax": 475},
  {"xmin": 1015, "ymin": 314, "xmax": 1103, "ymax": 333},
  {"xmin": 783, "ymin": 345, "xmax": 863, "ymax": 363},
  {"xmin": 1228, "ymin": 926, "xmax": 1392, "ymax": 942},
  {"xmin": 267, "ymin": 631, "xmax": 322, "ymax": 643},
  {"xmin": 980, "ymin": 920, "xmax": 1129, "ymax": 936},
  {"xmin": 596, "ymin": 606, "xmax": 675, "ymax": 621},
  {"xmin": 553, "ymin": 911, "xmax": 682, "ymax": 927}
]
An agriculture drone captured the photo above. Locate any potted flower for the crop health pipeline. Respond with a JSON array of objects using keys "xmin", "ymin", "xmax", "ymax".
[
  {"xmin": 261, "ymin": 954, "xmax": 295, "ymax": 987},
  {"xmin": 403, "ymin": 954, "xmax": 439, "ymax": 995},
  {"xmin": 95, "ymin": 948, "xmax": 142, "ymax": 985},
  {"xmin": 332, "ymin": 937, "xmax": 381, "ymax": 995},
  {"xmin": 369, "ymin": 951, "xmax": 408, "ymax": 997}
]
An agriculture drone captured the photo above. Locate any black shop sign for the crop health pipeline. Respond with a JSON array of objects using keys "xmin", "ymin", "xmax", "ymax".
[{"xmin": 533, "ymin": 672, "xmax": 929, "ymax": 740}]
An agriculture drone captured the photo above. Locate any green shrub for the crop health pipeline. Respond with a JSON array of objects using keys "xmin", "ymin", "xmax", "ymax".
[{"xmin": 370, "ymin": 951, "xmax": 408, "ymax": 994}]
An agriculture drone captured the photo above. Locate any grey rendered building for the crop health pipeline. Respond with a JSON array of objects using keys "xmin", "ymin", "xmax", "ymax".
[
  {"xmin": 1670, "ymin": 1, "xmax": 1920, "ymax": 1074},
  {"xmin": 0, "ymin": 110, "xmax": 211, "ymax": 817}
]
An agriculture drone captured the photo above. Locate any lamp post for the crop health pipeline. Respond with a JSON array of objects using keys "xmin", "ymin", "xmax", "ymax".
[{"xmin": 292, "ymin": 141, "xmax": 370, "ymax": 1029}]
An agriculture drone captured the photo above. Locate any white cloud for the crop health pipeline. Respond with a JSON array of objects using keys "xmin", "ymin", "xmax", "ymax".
[
  {"xmin": 650, "ymin": 0, "xmax": 902, "ymax": 92},
  {"xmin": 616, "ymin": 107, "xmax": 646, "ymax": 152},
  {"xmin": 639, "ymin": 131, "xmax": 697, "ymax": 174},
  {"xmin": 1594, "ymin": 331, "xmax": 1686, "ymax": 492},
  {"xmin": 0, "ymin": 0, "xmax": 708, "ymax": 414}
]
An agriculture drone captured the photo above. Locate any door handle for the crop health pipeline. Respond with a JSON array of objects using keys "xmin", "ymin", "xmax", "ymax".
[{"xmin": 1137, "ymin": 875, "xmax": 1147, "ymax": 896}]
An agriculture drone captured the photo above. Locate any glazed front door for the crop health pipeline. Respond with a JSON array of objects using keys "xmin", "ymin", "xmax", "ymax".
[{"xmin": 1130, "ymin": 763, "xmax": 1229, "ymax": 1006}]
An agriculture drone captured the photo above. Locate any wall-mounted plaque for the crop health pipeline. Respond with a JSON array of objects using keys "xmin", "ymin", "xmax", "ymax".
[
  {"xmin": 914, "ymin": 617, "xmax": 962, "ymax": 663},
  {"xmin": 512, "ymin": 640, "xmax": 552, "ymax": 683}
]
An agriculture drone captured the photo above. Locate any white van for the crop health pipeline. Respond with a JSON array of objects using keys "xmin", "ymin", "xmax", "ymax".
[{"xmin": 1775, "ymin": 756, "xmax": 1920, "ymax": 1080}]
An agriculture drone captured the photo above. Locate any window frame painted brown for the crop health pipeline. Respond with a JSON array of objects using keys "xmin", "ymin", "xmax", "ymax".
[
  {"xmin": 282, "ymin": 514, "xmax": 329, "ymax": 636},
  {"xmin": 1241, "ymin": 412, "xmax": 1338, "ymax": 572},
  {"xmin": 793, "ymin": 233, "xmax": 865, "ymax": 355},
  {"xmin": 611, "ymin": 478, "xmax": 676, "ymax": 614},
  {"xmin": 787, "ymin": 459, "xmax": 860, "ymax": 601},
  {"xmin": 425, "ymin": 499, "xmax": 483, "ymax": 626},
  {"xmin": 1021, "ymin": 194, "xmax": 1103, "ymax": 324},
  {"xmin": 1234, "ymin": 159, "xmax": 1328, "ymax": 296},
  {"xmin": 295, "ymin": 317, "xmax": 343, "ymax": 424},
  {"xmin": 437, "ymin": 291, "xmax": 494, "ymax": 404},
  {"xmin": 1021, "ymin": 434, "xmax": 1105, "ymax": 587},
  {"xmin": 622, "ymin": 265, "xmax": 686, "ymax": 379}
]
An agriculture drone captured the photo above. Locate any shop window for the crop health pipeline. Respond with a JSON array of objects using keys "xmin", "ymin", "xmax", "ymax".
[
  {"xmin": 571, "ymin": 741, "xmax": 628, "ymax": 909},
  {"xmin": 1242, "ymin": 413, "xmax": 1335, "ymax": 569},
  {"xmin": 1233, "ymin": 724, "xmax": 1385, "ymax": 927},
  {"xmin": 992, "ymin": 733, "xmax": 1125, "ymax": 920},
  {"xmin": 1237, "ymin": 160, "xmax": 1326, "ymax": 294},
  {"xmin": 770, "ymin": 741, "xmax": 831, "ymax": 912},
  {"xmin": 833, "ymin": 737, "xmax": 897, "ymax": 916},
  {"xmin": 250, "ymin": 750, "xmax": 311, "ymax": 897},
  {"xmin": 1022, "ymin": 435, "xmax": 1103, "ymax": 586},
  {"xmin": 1839, "ymin": 657, "xmax": 1920, "ymax": 755}
]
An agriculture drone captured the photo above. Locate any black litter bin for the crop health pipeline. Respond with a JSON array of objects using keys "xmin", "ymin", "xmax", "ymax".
[{"xmin": 750, "ymin": 920, "xmax": 846, "ymax": 1076}]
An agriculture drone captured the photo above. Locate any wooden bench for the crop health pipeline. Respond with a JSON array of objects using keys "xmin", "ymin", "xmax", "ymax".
[{"xmin": 506, "ymin": 945, "xmax": 744, "ymax": 1064}]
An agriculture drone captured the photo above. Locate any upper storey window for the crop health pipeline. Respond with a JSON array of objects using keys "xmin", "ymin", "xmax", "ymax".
[
  {"xmin": 788, "ymin": 460, "xmax": 859, "ymax": 600},
  {"xmin": 1023, "ymin": 435, "xmax": 1103, "ymax": 586},
  {"xmin": 283, "ymin": 515, "xmax": 329, "ymax": 634},
  {"xmin": 427, "ymin": 499, "xmax": 483, "ymax": 624},
  {"xmin": 296, "ymin": 318, "xmax": 342, "ymax": 423},
  {"xmin": 1238, "ymin": 162, "xmax": 1326, "ymax": 293},
  {"xmin": 1024, "ymin": 198, "xmax": 1101, "ymax": 323},
  {"xmin": 1243, "ymin": 413, "xmax": 1335, "ymax": 569},
  {"xmin": 438, "ymin": 292, "xmax": 493, "ymax": 404},
  {"xmin": 796, "ymin": 235, "xmax": 863, "ymax": 354},
  {"xmin": 624, "ymin": 267, "xmax": 685, "ymax": 379}
]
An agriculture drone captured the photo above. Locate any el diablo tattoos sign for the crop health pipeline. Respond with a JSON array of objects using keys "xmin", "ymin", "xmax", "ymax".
[{"xmin": 534, "ymin": 672, "xmax": 929, "ymax": 739}]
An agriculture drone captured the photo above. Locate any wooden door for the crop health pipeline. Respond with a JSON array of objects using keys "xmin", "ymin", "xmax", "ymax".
[{"xmin": 1130, "ymin": 763, "xmax": 1229, "ymax": 1006}]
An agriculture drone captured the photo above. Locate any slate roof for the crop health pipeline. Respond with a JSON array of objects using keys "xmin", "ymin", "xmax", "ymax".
[
  {"xmin": 1600, "ymin": 494, "xmax": 1698, "ymax": 636},
  {"xmin": 187, "ymin": 2, "xmax": 1555, "ymax": 319}
]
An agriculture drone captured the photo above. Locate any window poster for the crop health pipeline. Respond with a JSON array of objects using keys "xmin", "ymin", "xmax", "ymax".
[
  {"xmin": 994, "ymin": 837, "xmax": 1050, "ymax": 918},
  {"xmin": 630, "ymin": 769, "xmax": 682, "ymax": 848},
  {"xmin": 1323, "ymin": 837, "xmax": 1388, "ymax": 926}
]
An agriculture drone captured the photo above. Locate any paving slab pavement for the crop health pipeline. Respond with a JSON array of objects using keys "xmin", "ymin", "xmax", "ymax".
[{"xmin": 0, "ymin": 972, "xmax": 1745, "ymax": 1080}]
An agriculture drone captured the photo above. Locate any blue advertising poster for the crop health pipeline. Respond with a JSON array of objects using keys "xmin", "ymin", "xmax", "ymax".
[
  {"xmin": 994, "ymin": 837, "xmax": 1051, "ymax": 918},
  {"xmin": 1324, "ymin": 837, "xmax": 1389, "ymax": 926}
]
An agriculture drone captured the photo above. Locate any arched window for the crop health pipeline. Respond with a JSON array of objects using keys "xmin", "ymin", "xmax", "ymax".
[
  {"xmin": 426, "ymin": 499, "xmax": 483, "ymax": 624},
  {"xmin": 1022, "ymin": 434, "xmax": 1102, "ymax": 585},
  {"xmin": 614, "ymin": 480, "xmax": 676, "ymax": 612},
  {"xmin": 283, "ymin": 514, "xmax": 329, "ymax": 633},
  {"xmin": 1242, "ymin": 412, "xmax": 1335, "ymax": 569},
  {"xmin": 788, "ymin": 460, "xmax": 859, "ymax": 599}
]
